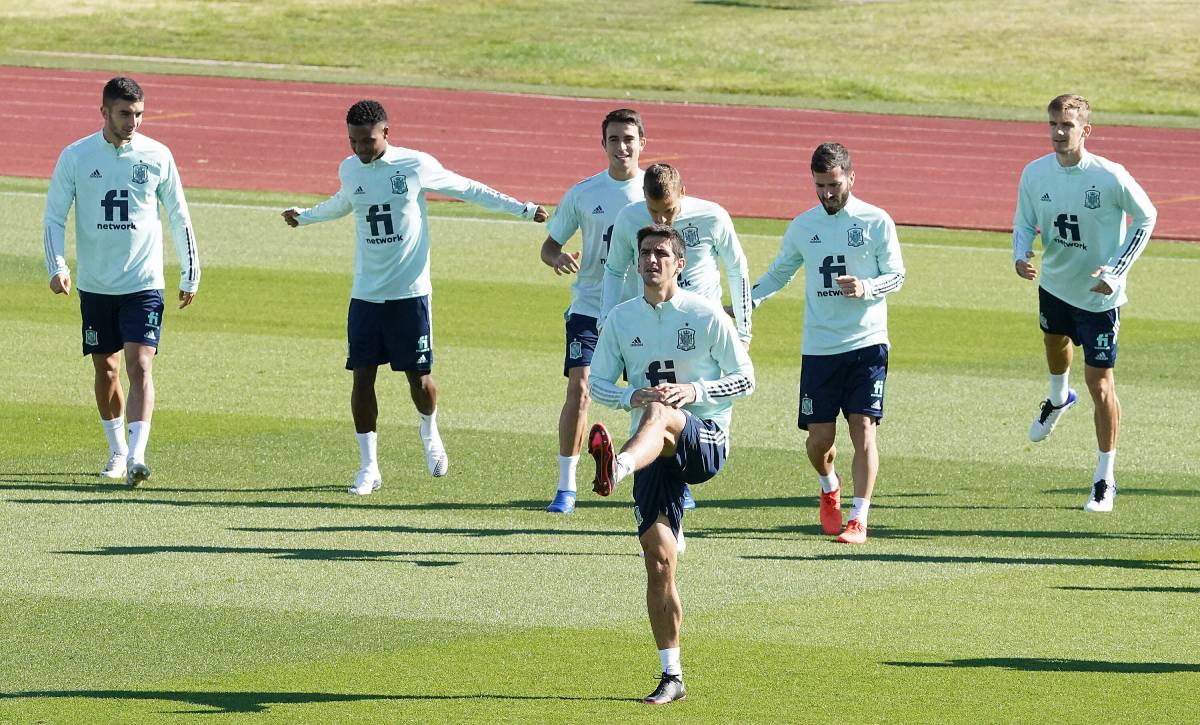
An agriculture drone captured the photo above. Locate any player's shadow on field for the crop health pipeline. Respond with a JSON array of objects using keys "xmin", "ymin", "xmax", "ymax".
[
  {"xmin": 8, "ymin": 496, "xmax": 631, "ymax": 512},
  {"xmin": 883, "ymin": 657, "xmax": 1200, "ymax": 674},
  {"xmin": 1043, "ymin": 486, "xmax": 1200, "ymax": 498},
  {"xmin": 743, "ymin": 552, "xmax": 1199, "ymax": 572},
  {"xmin": 1057, "ymin": 585, "xmax": 1200, "ymax": 594},
  {"xmin": 0, "ymin": 689, "xmax": 628, "ymax": 715},
  {"xmin": 234, "ymin": 524, "xmax": 632, "ymax": 538},
  {"xmin": 53, "ymin": 544, "xmax": 639, "ymax": 563}
]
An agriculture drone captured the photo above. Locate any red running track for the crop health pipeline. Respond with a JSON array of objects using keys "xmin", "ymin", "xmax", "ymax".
[{"xmin": 3, "ymin": 66, "xmax": 1198, "ymax": 240}]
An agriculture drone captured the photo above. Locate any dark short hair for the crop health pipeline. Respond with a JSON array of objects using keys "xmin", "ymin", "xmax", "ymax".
[
  {"xmin": 637, "ymin": 223, "xmax": 685, "ymax": 259},
  {"xmin": 602, "ymin": 108, "xmax": 645, "ymax": 140},
  {"xmin": 1048, "ymin": 94, "xmax": 1091, "ymax": 124},
  {"xmin": 346, "ymin": 100, "xmax": 388, "ymax": 127},
  {"xmin": 644, "ymin": 163, "xmax": 682, "ymax": 200},
  {"xmin": 102, "ymin": 77, "xmax": 144, "ymax": 107},
  {"xmin": 811, "ymin": 142, "xmax": 852, "ymax": 174}
]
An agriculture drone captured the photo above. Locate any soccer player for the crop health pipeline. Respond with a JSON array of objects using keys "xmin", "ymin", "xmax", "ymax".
[
  {"xmin": 539, "ymin": 109, "xmax": 647, "ymax": 514},
  {"xmin": 43, "ymin": 76, "xmax": 201, "ymax": 487},
  {"xmin": 1013, "ymin": 94, "xmax": 1156, "ymax": 513},
  {"xmin": 588, "ymin": 224, "xmax": 754, "ymax": 704},
  {"xmin": 282, "ymin": 100, "xmax": 547, "ymax": 495},
  {"xmin": 751, "ymin": 142, "xmax": 905, "ymax": 544},
  {"xmin": 599, "ymin": 163, "xmax": 753, "ymax": 511}
]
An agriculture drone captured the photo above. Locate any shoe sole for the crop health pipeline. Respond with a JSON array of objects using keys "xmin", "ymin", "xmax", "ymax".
[
  {"xmin": 643, "ymin": 693, "xmax": 686, "ymax": 705},
  {"xmin": 588, "ymin": 424, "xmax": 615, "ymax": 496},
  {"xmin": 125, "ymin": 465, "xmax": 151, "ymax": 488},
  {"xmin": 347, "ymin": 481, "xmax": 382, "ymax": 495}
]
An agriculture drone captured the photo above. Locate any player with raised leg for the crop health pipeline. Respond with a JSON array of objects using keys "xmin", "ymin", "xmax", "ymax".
[
  {"xmin": 43, "ymin": 76, "xmax": 201, "ymax": 487},
  {"xmin": 539, "ymin": 109, "xmax": 647, "ymax": 513},
  {"xmin": 1013, "ymin": 94, "xmax": 1156, "ymax": 512},
  {"xmin": 588, "ymin": 224, "xmax": 754, "ymax": 704},
  {"xmin": 283, "ymin": 100, "xmax": 547, "ymax": 495}
]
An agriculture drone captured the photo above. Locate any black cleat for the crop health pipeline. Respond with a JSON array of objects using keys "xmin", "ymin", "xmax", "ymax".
[{"xmin": 643, "ymin": 672, "xmax": 686, "ymax": 705}]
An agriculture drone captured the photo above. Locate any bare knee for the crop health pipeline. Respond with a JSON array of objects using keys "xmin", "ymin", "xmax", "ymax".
[
  {"xmin": 566, "ymin": 373, "xmax": 590, "ymax": 410},
  {"xmin": 806, "ymin": 429, "xmax": 835, "ymax": 455},
  {"xmin": 847, "ymin": 416, "xmax": 877, "ymax": 452},
  {"xmin": 643, "ymin": 546, "xmax": 675, "ymax": 585},
  {"xmin": 1085, "ymin": 368, "xmax": 1117, "ymax": 403}
]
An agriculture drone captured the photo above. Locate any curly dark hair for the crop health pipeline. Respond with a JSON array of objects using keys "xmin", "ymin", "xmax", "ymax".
[
  {"xmin": 346, "ymin": 100, "xmax": 388, "ymax": 127},
  {"xmin": 102, "ymin": 77, "xmax": 144, "ymax": 107},
  {"xmin": 811, "ymin": 142, "xmax": 852, "ymax": 174}
]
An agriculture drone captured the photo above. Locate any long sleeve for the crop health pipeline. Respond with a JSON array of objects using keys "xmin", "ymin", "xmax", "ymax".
[
  {"xmin": 862, "ymin": 215, "xmax": 905, "ymax": 300},
  {"xmin": 1012, "ymin": 167, "xmax": 1038, "ymax": 263},
  {"xmin": 600, "ymin": 214, "xmax": 638, "ymax": 324},
  {"xmin": 157, "ymin": 152, "xmax": 200, "ymax": 293},
  {"xmin": 751, "ymin": 234, "xmax": 803, "ymax": 306},
  {"xmin": 297, "ymin": 187, "xmax": 353, "ymax": 225},
  {"xmin": 588, "ymin": 319, "xmax": 633, "ymax": 411},
  {"xmin": 419, "ymin": 154, "xmax": 535, "ymax": 219},
  {"xmin": 1099, "ymin": 174, "xmax": 1156, "ymax": 284},
  {"xmin": 43, "ymin": 147, "xmax": 75, "ymax": 279},
  {"xmin": 714, "ymin": 213, "xmax": 752, "ymax": 340},
  {"xmin": 692, "ymin": 315, "xmax": 755, "ymax": 406}
]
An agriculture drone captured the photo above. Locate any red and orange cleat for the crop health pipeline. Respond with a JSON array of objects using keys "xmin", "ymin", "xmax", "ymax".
[
  {"xmin": 819, "ymin": 476, "xmax": 843, "ymax": 535},
  {"xmin": 588, "ymin": 423, "xmax": 617, "ymax": 496},
  {"xmin": 835, "ymin": 519, "xmax": 867, "ymax": 544}
]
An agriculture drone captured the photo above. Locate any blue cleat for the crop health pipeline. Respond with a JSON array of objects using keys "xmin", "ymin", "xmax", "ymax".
[
  {"xmin": 681, "ymin": 484, "xmax": 696, "ymax": 510},
  {"xmin": 546, "ymin": 490, "xmax": 576, "ymax": 513}
]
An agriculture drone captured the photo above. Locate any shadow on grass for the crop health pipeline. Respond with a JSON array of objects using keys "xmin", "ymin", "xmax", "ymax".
[
  {"xmin": 9, "ymin": 497, "xmax": 631, "ymax": 512},
  {"xmin": 0, "ymin": 478, "xmax": 350, "ymax": 494},
  {"xmin": 0, "ymin": 689, "xmax": 629, "ymax": 714},
  {"xmin": 1043, "ymin": 487, "xmax": 1200, "ymax": 498},
  {"xmin": 1057, "ymin": 585, "xmax": 1200, "ymax": 594},
  {"xmin": 743, "ymin": 552, "xmax": 1199, "ymax": 572},
  {"xmin": 54, "ymin": 544, "xmax": 638, "ymax": 562},
  {"xmin": 233, "ymin": 524, "xmax": 630, "ymax": 538},
  {"xmin": 883, "ymin": 657, "xmax": 1200, "ymax": 674}
]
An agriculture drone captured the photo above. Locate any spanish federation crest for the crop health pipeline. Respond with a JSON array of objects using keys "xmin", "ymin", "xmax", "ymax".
[
  {"xmin": 569, "ymin": 340, "xmax": 582, "ymax": 360},
  {"xmin": 682, "ymin": 225, "xmax": 701, "ymax": 247},
  {"xmin": 676, "ymin": 327, "xmax": 696, "ymax": 352},
  {"xmin": 847, "ymin": 227, "xmax": 865, "ymax": 247},
  {"xmin": 85, "ymin": 328, "xmax": 99, "ymax": 347},
  {"xmin": 130, "ymin": 163, "xmax": 150, "ymax": 184},
  {"xmin": 390, "ymin": 174, "xmax": 408, "ymax": 195},
  {"xmin": 801, "ymin": 396, "xmax": 814, "ymax": 416},
  {"xmin": 1084, "ymin": 188, "xmax": 1101, "ymax": 210}
]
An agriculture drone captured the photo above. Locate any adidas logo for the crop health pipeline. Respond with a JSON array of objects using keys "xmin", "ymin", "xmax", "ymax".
[
  {"xmin": 870, "ymin": 400, "xmax": 881, "ymax": 409},
  {"xmin": 1094, "ymin": 352, "xmax": 1108, "ymax": 361},
  {"xmin": 145, "ymin": 330, "xmax": 156, "ymax": 341},
  {"xmin": 1041, "ymin": 193, "xmax": 1052, "ymax": 202},
  {"xmin": 631, "ymin": 337, "xmax": 643, "ymax": 347},
  {"xmin": 809, "ymin": 234, "xmax": 821, "ymax": 243},
  {"xmin": 354, "ymin": 186, "xmax": 365, "ymax": 195},
  {"xmin": 591, "ymin": 205, "xmax": 604, "ymax": 214},
  {"xmin": 416, "ymin": 354, "xmax": 428, "ymax": 364},
  {"xmin": 90, "ymin": 169, "xmax": 102, "ymax": 178}
]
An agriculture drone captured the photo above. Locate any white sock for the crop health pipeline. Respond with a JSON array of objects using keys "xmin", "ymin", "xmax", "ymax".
[
  {"xmin": 658, "ymin": 647, "xmax": 682, "ymax": 677},
  {"xmin": 356, "ymin": 431, "xmax": 378, "ymax": 471},
  {"xmin": 1096, "ymin": 449, "xmax": 1116, "ymax": 483},
  {"xmin": 818, "ymin": 470, "xmax": 839, "ymax": 493},
  {"xmin": 101, "ymin": 416, "xmax": 127, "ymax": 456},
  {"xmin": 419, "ymin": 411, "xmax": 440, "ymax": 444},
  {"xmin": 1049, "ymin": 372, "xmax": 1070, "ymax": 406},
  {"xmin": 557, "ymin": 455, "xmax": 578, "ymax": 493},
  {"xmin": 127, "ymin": 421, "xmax": 150, "ymax": 464},
  {"xmin": 615, "ymin": 452, "xmax": 635, "ymax": 482},
  {"xmin": 850, "ymin": 497, "xmax": 871, "ymax": 526}
]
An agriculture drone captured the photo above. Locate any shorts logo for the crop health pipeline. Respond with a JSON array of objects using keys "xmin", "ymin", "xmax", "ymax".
[
  {"xmin": 1093, "ymin": 352, "xmax": 1108, "ymax": 361},
  {"xmin": 416, "ymin": 334, "xmax": 430, "ymax": 353},
  {"xmin": 1039, "ymin": 313, "xmax": 1048, "ymax": 329},
  {"xmin": 145, "ymin": 329, "xmax": 157, "ymax": 341},
  {"xmin": 801, "ymin": 396, "xmax": 813, "ymax": 416},
  {"xmin": 390, "ymin": 174, "xmax": 408, "ymax": 195},
  {"xmin": 847, "ymin": 227, "xmax": 865, "ymax": 247},
  {"xmin": 569, "ymin": 340, "xmax": 582, "ymax": 360},
  {"xmin": 1084, "ymin": 188, "xmax": 1101, "ymax": 210},
  {"xmin": 85, "ymin": 328, "xmax": 99, "ymax": 347},
  {"xmin": 872, "ymin": 379, "xmax": 885, "ymax": 398},
  {"xmin": 633, "ymin": 505, "xmax": 643, "ymax": 527},
  {"xmin": 131, "ymin": 163, "xmax": 149, "ymax": 184},
  {"xmin": 682, "ymin": 225, "xmax": 701, "ymax": 247},
  {"xmin": 416, "ymin": 354, "xmax": 428, "ymax": 365},
  {"xmin": 147, "ymin": 311, "xmax": 160, "ymax": 327},
  {"xmin": 676, "ymin": 327, "xmax": 695, "ymax": 351}
]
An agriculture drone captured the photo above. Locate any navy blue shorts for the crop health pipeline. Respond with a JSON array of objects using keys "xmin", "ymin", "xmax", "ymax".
[
  {"xmin": 346, "ymin": 295, "xmax": 433, "ymax": 371},
  {"xmin": 79, "ymin": 289, "xmax": 164, "ymax": 355},
  {"xmin": 1039, "ymin": 286, "xmax": 1119, "ymax": 369},
  {"xmin": 563, "ymin": 313, "xmax": 598, "ymax": 376},
  {"xmin": 798, "ymin": 343, "xmax": 888, "ymax": 429},
  {"xmin": 632, "ymin": 411, "xmax": 727, "ymax": 539}
]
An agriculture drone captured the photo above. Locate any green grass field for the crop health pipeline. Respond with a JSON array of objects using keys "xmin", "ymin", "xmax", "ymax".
[
  {"xmin": 1, "ymin": 174, "xmax": 1198, "ymax": 722},
  {"xmin": 2, "ymin": 0, "xmax": 1199, "ymax": 126}
]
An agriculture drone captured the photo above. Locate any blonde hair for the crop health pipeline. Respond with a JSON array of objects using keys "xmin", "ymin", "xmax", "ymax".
[{"xmin": 1048, "ymin": 94, "xmax": 1091, "ymax": 124}]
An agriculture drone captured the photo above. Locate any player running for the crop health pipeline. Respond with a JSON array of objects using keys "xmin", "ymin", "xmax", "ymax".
[
  {"xmin": 1013, "ymin": 94, "xmax": 1156, "ymax": 512},
  {"xmin": 43, "ymin": 76, "xmax": 201, "ymax": 487},
  {"xmin": 282, "ymin": 100, "xmax": 547, "ymax": 495},
  {"xmin": 588, "ymin": 223, "xmax": 754, "ymax": 704},
  {"xmin": 751, "ymin": 142, "xmax": 905, "ymax": 544},
  {"xmin": 539, "ymin": 109, "xmax": 647, "ymax": 513}
]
